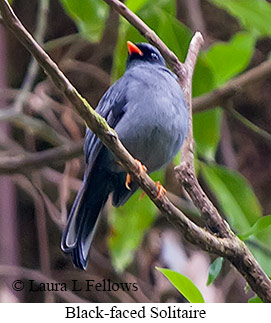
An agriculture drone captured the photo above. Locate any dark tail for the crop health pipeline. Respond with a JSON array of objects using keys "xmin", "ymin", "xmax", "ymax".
[{"xmin": 61, "ymin": 169, "xmax": 110, "ymax": 270}]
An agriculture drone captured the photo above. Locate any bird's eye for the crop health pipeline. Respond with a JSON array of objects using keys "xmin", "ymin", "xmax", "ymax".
[{"xmin": 151, "ymin": 52, "xmax": 159, "ymax": 60}]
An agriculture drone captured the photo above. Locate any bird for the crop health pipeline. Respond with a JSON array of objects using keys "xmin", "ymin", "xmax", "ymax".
[{"xmin": 61, "ymin": 41, "xmax": 189, "ymax": 269}]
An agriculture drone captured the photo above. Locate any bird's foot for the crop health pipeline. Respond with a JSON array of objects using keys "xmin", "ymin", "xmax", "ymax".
[
  {"xmin": 155, "ymin": 181, "xmax": 166, "ymax": 199},
  {"xmin": 139, "ymin": 181, "xmax": 166, "ymax": 200},
  {"xmin": 125, "ymin": 159, "xmax": 147, "ymax": 190}
]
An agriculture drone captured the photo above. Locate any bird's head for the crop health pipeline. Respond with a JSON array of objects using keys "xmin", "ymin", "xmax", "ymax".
[{"xmin": 126, "ymin": 41, "xmax": 166, "ymax": 69}]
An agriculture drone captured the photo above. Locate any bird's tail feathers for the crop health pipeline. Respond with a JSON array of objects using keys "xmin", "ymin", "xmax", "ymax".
[{"xmin": 61, "ymin": 171, "xmax": 110, "ymax": 270}]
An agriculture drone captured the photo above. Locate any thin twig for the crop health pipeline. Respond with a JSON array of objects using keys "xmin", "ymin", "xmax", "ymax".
[
  {"xmin": 18, "ymin": 174, "xmax": 54, "ymax": 302},
  {"xmin": 11, "ymin": 114, "xmax": 69, "ymax": 146},
  {"xmin": 227, "ymin": 106, "xmax": 271, "ymax": 146},
  {"xmin": 61, "ymin": 59, "xmax": 111, "ymax": 86},
  {"xmin": 0, "ymin": 0, "xmax": 49, "ymax": 120},
  {"xmin": 44, "ymin": 33, "xmax": 80, "ymax": 51},
  {"xmin": 0, "ymin": 140, "xmax": 83, "ymax": 174}
]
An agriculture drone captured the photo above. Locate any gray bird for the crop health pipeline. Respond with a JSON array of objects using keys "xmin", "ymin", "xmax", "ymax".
[{"xmin": 61, "ymin": 41, "xmax": 188, "ymax": 269}]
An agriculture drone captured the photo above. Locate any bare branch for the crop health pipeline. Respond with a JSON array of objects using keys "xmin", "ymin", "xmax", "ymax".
[
  {"xmin": 0, "ymin": 140, "xmax": 83, "ymax": 175},
  {"xmin": 0, "ymin": 0, "xmax": 49, "ymax": 119}
]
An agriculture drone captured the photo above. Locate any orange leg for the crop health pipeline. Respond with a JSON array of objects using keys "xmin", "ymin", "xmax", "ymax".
[
  {"xmin": 155, "ymin": 181, "xmax": 166, "ymax": 199},
  {"xmin": 139, "ymin": 191, "xmax": 146, "ymax": 200},
  {"xmin": 139, "ymin": 181, "xmax": 166, "ymax": 200},
  {"xmin": 125, "ymin": 159, "xmax": 147, "ymax": 190}
]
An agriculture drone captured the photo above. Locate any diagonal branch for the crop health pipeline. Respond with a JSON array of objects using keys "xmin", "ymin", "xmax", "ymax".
[
  {"xmin": 0, "ymin": 140, "xmax": 83, "ymax": 175},
  {"xmin": 1, "ymin": 0, "xmax": 271, "ymax": 302}
]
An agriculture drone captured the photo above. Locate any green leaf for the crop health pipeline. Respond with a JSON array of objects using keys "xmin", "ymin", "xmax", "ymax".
[
  {"xmin": 248, "ymin": 295, "xmax": 263, "ymax": 303},
  {"xmin": 246, "ymin": 222, "xmax": 271, "ymax": 276},
  {"xmin": 193, "ymin": 108, "xmax": 222, "ymax": 160},
  {"xmin": 203, "ymin": 32, "xmax": 255, "ymax": 87},
  {"xmin": 239, "ymin": 215, "xmax": 271, "ymax": 240},
  {"xmin": 108, "ymin": 190, "xmax": 156, "ymax": 272},
  {"xmin": 155, "ymin": 10, "xmax": 191, "ymax": 62},
  {"xmin": 192, "ymin": 56, "xmax": 215, "ymax": 97},
  {"xmin": 207, "ymin": 257, "xmax": 224, "ymax": 286},
  {"xmin": 60, "ymin": 0, "xmax": 108, "ymax": 42},
  {"xmin": 247, "ymin": 239, "xmax": 271, "ymax": 277},
  {"xmin": 125, "ymin": 0, "xmax": 150, "ymax": 12},
  {"xmin": 209, "ymin": 0, "xmax": 271, "ymax": 37},
  {"xmin": 201, "ymin": 163, "xmax": 262, "ymax": 233},
  {"xmin": 192, "ymin": 55, "xmax": 218, "ymax": 161},
  {"xmin": 156, "ymin": 267, "xmax": 205, "ymax": 303}
]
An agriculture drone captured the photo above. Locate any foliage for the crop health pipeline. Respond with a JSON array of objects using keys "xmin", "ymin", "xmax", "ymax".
[
  {"xmin": 156, "ymin": 267, "xmax": 205, "ymax": 303},
  {"xmin": 209, "ymin": 0, "xmax": 271, "ymax": 37},
  {"xmin": 108, "ymin": 190, "xmax": 157, "ymax": 272},
  {"xmin": 248, "ymin": 295, "xmax": 263, "ymax": 303},
  {"xmin": 60, "ymin": 0, "xmax": 108, "ymax": 42},
  {"xmin": 207, "ymin": 257, "xmax": 224, "ymax": 286},
  {"xmin": 203, "ymin": 32, "xmax": 255, "ymax": 87},
  {"xmin": 201, "ymin": 163, "xmax": 262, "ymax": 233},
  {"xmin": 239, "ymin": 215, "xmax": 271, "ymax": 241}
]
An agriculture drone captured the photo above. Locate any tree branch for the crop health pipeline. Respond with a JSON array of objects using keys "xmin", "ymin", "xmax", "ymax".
[
  {"xmin": 0, "ymin": 0, "xmax": 49, "ymax": 120},
  {"xmin": 226, "ymin": 105, "xmax": 271, "ymax": 146},
  {"xmin": 0, "ymin": 140, "xmax": 83, "ymax": 174},
  {"xmin": 175, "ymin": 32, "xmax": 233, "ymax": 239},
  {"xmin": 1, "ymin": 0, "xmax": 271, "ymax": 302},
  {"xmin": 192, "ymin": 59, "xmax": 271, "ymax": 113}
]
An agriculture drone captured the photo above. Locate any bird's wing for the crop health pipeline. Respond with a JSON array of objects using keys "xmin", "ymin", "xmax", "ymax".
[
  {"xmin": 84, "ymin": 76, "xmax": 128, "ymax": 167},
  {"xmin": 61, "ymin": 77, "xmax": 129, "ymax": 257}
]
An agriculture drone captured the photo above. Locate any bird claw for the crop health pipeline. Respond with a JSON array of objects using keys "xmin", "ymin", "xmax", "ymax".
[
  {"xmin": 125, "ymin": 174, "xmax": 132, "ymax": 190},
  {"xmin": 155, "ymin": 181, "xmax": 166, "ymax": 199},
  {"xmin": 125, "ymin": 159, "xmax": 147, "ymax": 190},
  {"xmin": 138, "ymin": 181, "xmax": 166, "ymax": 200}
]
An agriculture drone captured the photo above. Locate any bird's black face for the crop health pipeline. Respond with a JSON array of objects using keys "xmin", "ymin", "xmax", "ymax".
[{"xmin": 126, "ymin": 42, "xmax": 166, "ymax": 68}]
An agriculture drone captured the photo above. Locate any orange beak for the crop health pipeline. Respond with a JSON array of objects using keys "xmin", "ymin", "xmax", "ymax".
[{"xmin": 127, "ymin": 41, "xmax": 143, "ymax": 56}]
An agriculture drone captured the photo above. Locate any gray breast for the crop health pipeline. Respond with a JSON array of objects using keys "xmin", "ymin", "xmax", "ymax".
[{"xmin": 114, "ymin": 64, "xmax": 188, "ymax": 172}]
